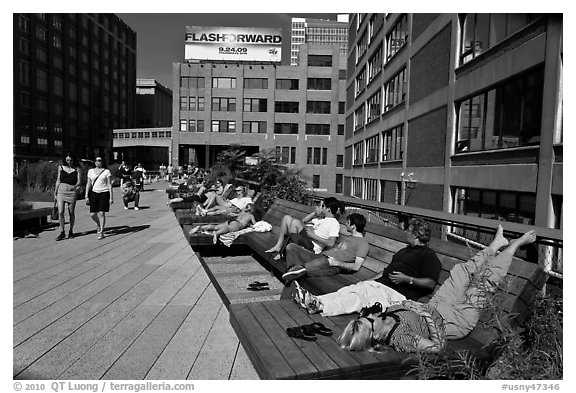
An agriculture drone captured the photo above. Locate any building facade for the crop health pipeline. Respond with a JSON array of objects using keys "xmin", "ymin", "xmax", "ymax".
[
  {"xmin": 290, "ymin": 15, "xmax": 349, "ymax": 66},
  {"xmin": 135, "ymin": 79, "xmax": 173, "ymax": 128},
  {"xmin": 13, "ymin": 13, "xmax": 137, "ymax": 163},
  {"xmin": 345, "ymin": 13, "xmax": 562, "ymax": 236},
  {"xmin": 172, "ymin": 44, "xmax": 347, "ymax": 193}
]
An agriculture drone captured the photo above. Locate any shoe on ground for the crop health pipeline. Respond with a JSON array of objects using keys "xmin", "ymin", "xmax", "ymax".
[
  {"xmin": 56, "ymin": 232, "xmax": 66, "ymax": 241},
  {"xmin": 98, "ymin": 233, "xmax": 104, "ymax": 240},
  {"xmin": 282, "ymin": 265, "xmax": 307, "ymax": 283},
  {"xmin": 124, "ymin": 206, "xmax": 128, "ymax": 210},
  {"xmin": 68, "ymin": 230, "xmax": 74, "ymax": 239},
  {"xmin": 134, "ymin": 207, "xmax": 139, "ymax": 210}
]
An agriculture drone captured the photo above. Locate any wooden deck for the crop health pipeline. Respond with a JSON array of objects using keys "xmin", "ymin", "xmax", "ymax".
[{"xmin": 13, "ymin": 182, "xmax": 259, "ymax": 380}]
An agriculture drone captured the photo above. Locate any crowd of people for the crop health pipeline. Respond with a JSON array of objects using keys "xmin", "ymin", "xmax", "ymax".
[{"xmin": 52, "ymin": 154, "xmax": 538, "ymax": 356}]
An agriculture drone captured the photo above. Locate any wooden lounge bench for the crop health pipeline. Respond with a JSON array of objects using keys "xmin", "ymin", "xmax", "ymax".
[{"xmin": 178, "ymin": 198, "xmax": 547, "ymax": 379}]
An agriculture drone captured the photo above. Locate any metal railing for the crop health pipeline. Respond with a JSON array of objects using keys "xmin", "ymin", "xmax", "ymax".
[{"xmin": 311, "ymin": 193, "xmax": 563, "ymax": 280}]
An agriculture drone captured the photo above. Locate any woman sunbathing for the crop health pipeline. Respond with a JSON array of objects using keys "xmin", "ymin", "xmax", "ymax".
[
  {"xmin": 331, "ymin": 226, "xmax": 537, "ymax": 353},
  {"xmin": 189, "ymin": 204, "xmax": 256, "ymax": 244}
]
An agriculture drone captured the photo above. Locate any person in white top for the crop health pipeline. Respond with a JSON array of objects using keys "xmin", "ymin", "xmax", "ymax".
[
  {"xmin": 85, "ymin": 157, "xmax": 113, "ymax": 240},
  {"xmin": 265, "ymin": 197, "xmax": 344, "ymax": 260},
  {"xmin": 203, "ymin": 187, "xmax": 255, "ymax": 216}
]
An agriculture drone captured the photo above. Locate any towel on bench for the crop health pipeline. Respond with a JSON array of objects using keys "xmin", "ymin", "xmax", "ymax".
[{"xmin": 219, "ymin": 220, "xmax": 272, "ymax": 247}]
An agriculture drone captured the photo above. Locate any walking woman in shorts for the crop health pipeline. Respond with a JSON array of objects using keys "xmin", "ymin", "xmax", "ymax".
[
  {"xmin": 54, "ymin": 154, "xmax": 81, "ymax": 241},
  {"xmin": 85, "ymin": 157, "xmax": 113, "ymax": 239}
]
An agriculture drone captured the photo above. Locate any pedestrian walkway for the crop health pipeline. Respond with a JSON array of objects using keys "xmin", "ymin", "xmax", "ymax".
[{"xmin": 13, "ymin": 181, "xmax": 258, "ymax": 380}]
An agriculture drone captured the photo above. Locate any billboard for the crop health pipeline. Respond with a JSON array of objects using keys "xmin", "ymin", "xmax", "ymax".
[{"xmin": 185, "ymin": 26, "xmax": 282, "ymax": 63}]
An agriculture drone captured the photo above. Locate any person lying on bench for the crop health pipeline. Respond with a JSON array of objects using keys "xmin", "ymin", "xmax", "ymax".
[
  {"xmin": 197, "ymin": 186, "xmax": 253, "ymax": 216},
  {"xmin": 337, "ymin": 226, "xmax": 537, "ymax": 353},
  {"xmin": 264, "ymin": 197, "xmax": 345, "ymax": 261},
  {"xmin": 292, "ymin": 218, "xmax": 442, "ymax": 316},
  {"xmin": 189, "ymin": 204, "xmax": 256, "ymax": 244},
  {"xmin": 167, "ymin": 179, "xmax": 224, "ymax": 207},
  {"xmin": 282, "ymin": 213, "xmax": 370, "ymax": 283}
]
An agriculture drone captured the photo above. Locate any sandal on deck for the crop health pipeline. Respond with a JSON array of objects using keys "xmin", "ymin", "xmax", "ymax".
[
  {"xmin": 247, "ymin": 284, "xmax": 269, "ymax": 291},
  {"xmin": 306, "ymin": 322, "xmax": 333, "ymax": 336},
  {"xmin": 286, "ymin": 326, "xmax": 317, "ymax": 341},
  {"xmin": 248, "ymin": 281, "xmax": 268, "ymax": 288}
]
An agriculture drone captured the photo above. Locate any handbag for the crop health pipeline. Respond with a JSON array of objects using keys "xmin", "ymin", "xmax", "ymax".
[{"xmin": 51, "ymin": 201, "xmax": 59, "ymax": 221}]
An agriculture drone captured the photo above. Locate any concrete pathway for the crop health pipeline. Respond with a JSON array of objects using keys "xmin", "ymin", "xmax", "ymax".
[{"xmin": 13, "ymin": 181, "xmax": 259, "ymax": 380}]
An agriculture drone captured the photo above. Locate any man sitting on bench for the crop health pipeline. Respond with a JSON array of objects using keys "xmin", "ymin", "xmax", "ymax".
[
  {"xmin": 292, "ymin": 218, "xmax": 442, "ymax": 316},
  {"xmin": 337, "ymin": 226, "xmax": 537, "ymax": 353},
  {"xmin": 282, "ymin": 213, "xmax": 370, "ymax": 283}
]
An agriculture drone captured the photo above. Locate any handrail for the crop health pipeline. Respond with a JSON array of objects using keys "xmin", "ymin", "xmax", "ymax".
[{"xmin": 312, "ymin": 192, "xmax": 563, "ymax": 246}]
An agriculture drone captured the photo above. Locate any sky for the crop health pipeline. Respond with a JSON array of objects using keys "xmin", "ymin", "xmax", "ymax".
[{"xmin": 116, "ymin": 13, "xmax": 340, "ymax": 88}]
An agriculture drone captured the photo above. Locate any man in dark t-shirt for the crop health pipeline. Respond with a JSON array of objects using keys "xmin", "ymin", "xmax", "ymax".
[{"xmin": 292, "ymin": 218, "xmax": 442, "ymax": 317}]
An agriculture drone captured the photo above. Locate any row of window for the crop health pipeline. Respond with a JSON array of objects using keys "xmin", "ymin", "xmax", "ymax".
[
  {"xmin": 179, "ymin": 97, "xmax": 345, "ymax": 115},
  {"xmin": 351, "ymin": 176, "xmax": 400, "ymax": 203},
  {"xmin": 113, "ymin": 131, "xmax": 171, "ymax": 139},
  {"xmin": 356, "ymin": 14, "xmax": 408, "ymax": 66},
  {"xmin": 274, "ymin": 145, "xmax": 344, "ymax": 168},
  {"xmin": 179, "ymin": 120, "xmax": 345, "ymax": 136},
  {"xmin": 19, "ymin": 135, "xmax": 63, "ymax": 150},
  {"xmin": 180, "ymin": 77, "xmax": 333, "ymax": 91},
  {"xmin": 353, "ymin": 124, "xmax": 405, "ymax": 164}
]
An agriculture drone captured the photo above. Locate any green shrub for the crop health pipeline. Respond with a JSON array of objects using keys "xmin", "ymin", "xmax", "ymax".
[{"xmin": 15, "ymin": 161, "xmax": 58, "ymax": 193}]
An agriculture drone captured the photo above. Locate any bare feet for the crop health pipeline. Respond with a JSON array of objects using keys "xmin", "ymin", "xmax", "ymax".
[
  {"xmin": 510, "ymin": 230, "xmax": 537, "ymax": 248},
  {"xmin": 265, "ymin": 246, "xmax": 280, "ymax": 253},
  {"xmin": 189, "ymin": 226, "xmax": 200, "ymax": 234},
  {"xmin": 490, "ymin": 225, "xmax": 509, "ymax": 252}
]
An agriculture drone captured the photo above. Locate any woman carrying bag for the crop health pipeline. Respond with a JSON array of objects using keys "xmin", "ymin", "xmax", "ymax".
[
  {"xmin": 54, "ymin": 154, "xmax": 81, "ymax": 241},
  {"xmin": 85, "ymin": 157, "xmax": 113, "ymax": 240}
]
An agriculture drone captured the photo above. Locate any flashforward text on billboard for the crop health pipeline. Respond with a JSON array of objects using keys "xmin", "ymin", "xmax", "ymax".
[{"xmin": 184, "ymin": 26, "xmax": 282, "ymax": 62}]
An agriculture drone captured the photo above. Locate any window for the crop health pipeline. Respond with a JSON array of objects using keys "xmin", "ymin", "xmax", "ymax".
[
  {"xmin": 36, "ymin": 26, "xmax": 47, "ymax": 41},
  {"xmin": 37, "ymin": 138, "xmax": 48, "ymax": 148},
  {"xmin": 53, "ymin": 76, "xmax": 63, "ymax": 97},
  {"xmin": 212, "ymin": 77, "xmax": 236, "ymax": 89},
  {"xmin": 53, "ymin": 36, "xmax": 62, "ymax": 50},
  {"xmin": 212, "ymin": 97, "xmax": 236, "ymax": 111},
  {"xmin": 453, "ymin": 187, "xmax": 537, "ymax": 244},
  {"xmin": 20, "ymin": 92, "xmax": 31, "ymax": 108},
  {"xmin": 244, "ymin": 78, "xmax": 268, "ymax": 89},
  {"xmin": 364, "ymin": 178, "xmax": 378, "ymax": 201},
  {"xmin": 198, "ymin": 97, "xmax": 205, "ymax": 111},
  {"xmin": 180, "ymin": 76, "xmax": 205, "ymax": 88},
  {"xmin": 36, "ymin": 68, "xmax": 48, "ymax": 91},
  {"xmin": 313, "ymin": 175, "xmax": 321, "ymax": 189},
  {"xmin": 274, "ymin": 123, "xmax": 298, "ymax": 134},
  {"xmin": 308, "ymin": 55, "xmax": 332, "ymax": 67},
  {"xmin": 179, "ymin": 119, "xmax": 187, "ymax": 132},
  {"xmin": 365, "ymin": 135, "xmax": 379, "ymax": 163},
  {"xmin": 383, "ymin": 68, "xmax": 406, "ymax": 111},
  {"xmin": 54, "ymin": 55, "xmax": 63, "ymax": 69},
  {"xmin": 54, "ymin": 140, "xmax": 63, "ymax": 153},
  {"xmin": 243, "ymin": 121, "xmax": 267, "ymax": 134},
  {"xmin": 275, "ymin": 101, "xmax": 299, "ymax": 113},
  {"xmin": 368, "ymin": 45, "xmax": 383, "ymax": 82},
  {"xmin": 197, "ymin": 120, "xmax": 204, "ymax": 132},
  {"xmin": 355, "ymin": 66, "xmax": 367, "ymax": 97},
  {"xmin": 367, "ymin": 90, "xmax": 381, "ymax": 123},
  {"xmin": 356, "ymin": 30, "xmax": 368, "ymax": 62},
  {"xmin": 19, "ymin": 61, "xmax": 30, "ymax": 86},
  {"xmin": 455, "ymin": 67, "xmax": 544, "ymax": 153},
  {"xmin": 211, "ymin": 120, "xmax": 236, "ymax": 133},
  {"xmin": 339, "ymin": 102, "xmax": 346, "ymax": 114},
  {"xmin": 306, "ymin": 124, "xmax": 330, "ymax": 135},
  {"xmin": 189, "ymin": 120, "xmax": 196, "ymax": 132},
  {"xmin": 338, "ymin": 124, "xmax": 345, "ymax": 135},
  {"xmin": 353, "ymin": 142, "xmax": 364, "ymax": 165},
  {"xmin": 336, "ymin": 154, "xmax": 344, "ymax": 167},
  {"xmin": 276, "ymin": 79, "xmax": 299, "ymax": 90},
  {"xmin": 19, "ymin": 15, "xmax": 30, "ymax": 33},
  {"xmin": 381, "ymin": 124, "xmax": 404, "ymax": 161},
  {"xmin": 275, "ymin": 146, "xmax": 296, "ymax": 164},
  {"xmin": 369, "ymin": 14, "xmax": 385, "ymax": 42},
  {"xmin": 36, "ymin": 119, "xmax": 47, "ymax": 132},
  {"xmin": 180, "ymin": 97, "xmax": 188, "ymax": 110},
  {"xmin": 386, "ymin": 14, "xmax": 408, "ymax": 61},
  {"xmin": 69, "ymin": 82, "xmax": 77, "ymax": 101},
  {"xmin": 354, "ymin": 104, "xmax": 365, "ymax": 131},
  {"xmin": 20, "ymin": 135, "xmax": 30, "ymax": 144},
  {"xmin": 307, "ymin": 78, "xmax": 331, "ymax": 90},
  {"xmin": 306, "ymin": 101, "xmax": 331, "ymax": 114},
  {"xmin": 243, "ymin": 98, "xmax": 267, "ymax": 112},
  {"xmin": 335, "ymin": 174, "xmax": 343, "ymax": 193},
  {"xmin": 460, "ymin": 14, "xmax": 543, "ymax": 65},
  {"xmin": 19, "ymin": 38, "xmax": 30, "ymax": 56},
  {"xmin": 189, "ymin": 97, "xmax": 196, "ymax": 111},
  {"xmin": 352, "ymin": 177, "xmax": 363, "ymax": 198}
]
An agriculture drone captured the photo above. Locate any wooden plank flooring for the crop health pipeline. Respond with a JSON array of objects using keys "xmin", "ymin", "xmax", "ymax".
[{"xmin": 13, "ymin": 182, "xmax": 258, "ymax": 380}]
